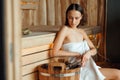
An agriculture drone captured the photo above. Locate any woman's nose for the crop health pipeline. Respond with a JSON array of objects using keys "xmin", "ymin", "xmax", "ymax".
[{"xmin": 72, "ymin": 18, "xmax": 76, "ymax": 24}]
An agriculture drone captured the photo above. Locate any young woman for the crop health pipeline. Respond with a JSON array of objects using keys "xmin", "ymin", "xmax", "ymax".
[{"xmin": 52, "ymin": 3, "xmax": 120, "ymax": 80}]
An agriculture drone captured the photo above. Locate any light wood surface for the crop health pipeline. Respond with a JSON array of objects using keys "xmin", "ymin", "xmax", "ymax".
[
  {"xmin": 87, "ymin": 0, "xmax": 98, "ymax": 26},
  {"xmin": 22, "ymin": 32, "xmax": 55, "ymax": 48},
  {"xmin": 4, "ymin": 0, "xmax": 14, "ymax": 80},
  {"xmin": 22, "ymin": 60, "xmax": 49, "ymax": 75},
  {"xmin": 22, "ymin": 51, "xmax": 49, "ymax": 65},
  {"xmin": 11, "ymin": 0, "xmax": 105, "ymax": 80},
  {"xmin": 60, "ymin": 0, "xmax": 70, "ymax": 24},
  {"xmin": 39, "ymin": 0, "xmax": 47, "ymax": 25},
  {"xmin": 21, "ymin": 0, "xmax": 105, "ymax": 27},
  {"xmin": 22, "ymin": 44, "xmax": 50, "ymax": 55},
  {"xmin": 21, "ymin": 34, "xmax": 54, "ymax": 80},
  {"xmin": 46, "ymin": 0, "xmax": 55, "ymax": 25},
  {"xmin": 22, "ymin": 72, "xmax": 38, "ymax": 80},
  {"xmin": 4, "ymin": 0, "xmax": 22, "ymax": 80},
  {"xmin": 55, "ymin": 0, "xmax": 62, "ymax": 25}
]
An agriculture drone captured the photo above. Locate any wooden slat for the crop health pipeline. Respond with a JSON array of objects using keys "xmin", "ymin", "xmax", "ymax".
[
  {"xmin": 70, "ymin": 0, "xmax": 80, "ymax": 4},
  {"xmin": 46, "ymin": 0, "xmax": 55, "ymax": 25},
  {"xmin": 22, "ymin": 51, "xmax": 49, "ymax": 65},
  {"xmin": 22, "ymin": 72, "xmax": 38, "ymax": 80},
  {"xmin": 87, "ymin": 0, "xmax": 98, "ymax": 26},
  {"xmin": 4, "ymin": 0, "xmax": 14, "ymax": 80},
  {"xmin": 22, "ymin": 33, "xmax": 55, "ymax": 48},
  {"xmin": 22, "ymin": 60, "xmax": 49, "ymax": 75},
  {"xmin": 22, "ymin": 44, "xmax": 51, "ymax": 56},
  {"xmin": 55, "ymin": 0, "xmax": 62, "ymax": 25},
  {"xmin": 60, "ymin": 0, "xmax": 70, "ymax": 25},
  {"xmin": 80, "ymin": 0, "xmax": 87, "ymax": 25},
  {"xmin": 21, "ymin": 0, "xmax": 104, "ymax": 28},
  {"xmin": 26, "ymin": 25, "xmax": 60, "ymax": 32},
  {"xmin": 21, "ymin": 4, "xmax": 37, "ymax": 9},
  {"xmin": 12, "ymin": 0, "xmax": 22, "ymax": 80},
  {"xmin": 33, "ymin": 7, "xmax": 38, "ymax": 26},
  {"xmin": 22, "ymin": 10, "xmax": 30, "ymax": 27},
  {"xmin": 39, "ymin": 0, "xmax": 47, "ymax": 25},
  {"xmin": 21, "ymin": 0, "xmax": 39, "ymax": 2},
  {"xmin": 98, "ymin": 0, "xmax": 105, "ymax": 61}
]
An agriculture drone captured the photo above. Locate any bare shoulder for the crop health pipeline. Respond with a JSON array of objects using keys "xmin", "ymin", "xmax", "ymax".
[
  {"xmin": 55, "ymin": 26, "xmax": 69, "ymax": 39},
  {"xmin": 78, "ymin": 28, "xmax": 86, "ymax": 34},
  {"xmin": 53, "ymin": 26, "xmax": 68, "ymax": 47},
  {"xmin": 59, "ymin": 25, "xmax": 68, "ymax": 31},
  {"xmin": 58, "ymin": 25, "xmax": 69, "ymax": 34}
]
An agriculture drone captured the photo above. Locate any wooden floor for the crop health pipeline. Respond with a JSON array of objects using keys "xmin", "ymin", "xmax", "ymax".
[{"xmin": 96, "ymin": 62, "xmax": 120, "ymax": 69}]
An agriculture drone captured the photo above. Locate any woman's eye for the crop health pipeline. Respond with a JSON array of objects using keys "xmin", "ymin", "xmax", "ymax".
[
  {"xmin": 68, "ymin": 17, "xmax": 73, "ymax": 19},
  {"xmin": 75, "ymin": 17, "xmax": 80, "ymax": 20},
  {"xmin": 68, "ymin": 16, "xmax": 80, "ymax": 20}
]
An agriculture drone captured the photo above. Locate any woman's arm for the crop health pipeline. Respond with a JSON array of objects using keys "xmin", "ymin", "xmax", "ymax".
[
  {"xmin": 52, "ymin": 26, "xmax": 80, "ymax": 57},
  {"xmin": 80, "ymin": 29, "xmax": 97, "ymax": 66},
  {"xmin": 81, "ymin": 29, "xmax": 97, "ymax": 56}
]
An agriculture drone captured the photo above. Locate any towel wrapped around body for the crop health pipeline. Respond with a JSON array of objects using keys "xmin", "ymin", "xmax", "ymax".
[{"xmin": 62, "ymin": 40, "xmax": 105, "ymax": 80}]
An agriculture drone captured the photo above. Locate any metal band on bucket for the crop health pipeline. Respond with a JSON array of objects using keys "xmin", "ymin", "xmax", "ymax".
[{"xmin": 40, "ymin": 71, "xmax": 80, "ymax": 77}]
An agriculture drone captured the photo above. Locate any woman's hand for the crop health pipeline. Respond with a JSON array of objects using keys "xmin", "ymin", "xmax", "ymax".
[
  {"xmin": 81, "ymin": 52, "xmax": 91, "ymax": 67},
  {"xmin": 76, "ymin": 54, "xmax": 81, "ymax": 58}
]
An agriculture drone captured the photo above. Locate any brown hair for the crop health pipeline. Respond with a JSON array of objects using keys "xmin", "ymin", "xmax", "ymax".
[{"xmin": 65, "ymin": 3, "xmax": 86, "ymax": 27}]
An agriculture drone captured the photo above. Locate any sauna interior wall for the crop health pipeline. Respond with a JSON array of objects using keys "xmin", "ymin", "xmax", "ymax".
[
  {"xmin": 21, "ymin": 0, "xmax": 105, "ymax": 61},
  {"xmin": 21, "ymin": 0, "xmax": 105, "ymax": 60},
  {"xmin": 20, "ymin": 0, "xmax": 106, "ymax": 80},
  {"xmin": 21, "ymin": 0, "xmax": 105, "ymax": 27}
]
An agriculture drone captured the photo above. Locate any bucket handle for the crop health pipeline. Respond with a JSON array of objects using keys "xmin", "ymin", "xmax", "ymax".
[{"xmin": 48, "ymin": 62, "xmax": 66, "ymax": 73}]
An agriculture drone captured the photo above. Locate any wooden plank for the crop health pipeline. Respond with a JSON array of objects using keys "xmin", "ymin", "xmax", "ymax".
[
  {"xmin": 33, "ymin": 7, "xmax": 38, "ymax": 26},
  {"xmin": 21, "ymin": 0, "xmax": 38, "ymax": 2},
  {"xmin": 21, "ymin": 4, "xmax": 37, "ymax": 10},
  {"xmin": 55, "ymin": 0, "xmax": 62, "ymax": 25},
  {"xmin": 22, "ymin": 10, "xmax": 30, "ymax": 27},
  {"xmin": 4, "ymin": 0, "xmax": 14, "ymax": 80},
  {"xmin": 22, "ymin": 60, "xmax": 49, "ymax": 75},
  {"xmin": 39, "ymin": 0, "xmax": 47, "ymax": 25},
  {"xmin": 70, "ymin": 0, "xmax": 80, "ymax": 4},
  {"xmin": 60, "ymin": 0, "xmax": 70, "ymax": 25},
  {"xmin": 98, "ymin": 0, "xmax": 105, "ymax": 27},
  {"xmin": 22, "ymin": 51, "xmax": 49, "ymax": 66},
  {"xmin": 22, "ymin": 72, "xmax": 38, "ymax": 80},
  {"xmin": 87, "ymin": 0, "xmax": 98, "ymax": 26},
  {"xmin": 80, "ymin": 0, "xmax": 87, "ymax": 25},
  {"xmin": 22, "ymin": 44, "xmax": 51, "ymax": 56},
  {"xmin": 46, "ymin": 0, "xmax": 55, "ymax": 25},
  {"xmin": 12, "ymin": 0, "xmax": 22, "ymax": 80},
  {"xmin": 27, "ymin": 25, "xmax": 60, "ymax": 32},
  {"xmin": 4, "ymin": 0, "xmax": 26, "ymax": 80},
  {"xmin": 22, "ymin": 32, "xmax": 55, "ymax": 48},
  {"xmin": 29, "ymin": 10, "xmax": 33, "ymax": 26},
  {"xmin": 97, "ymin": 0, "xmax": 105, "ymax": 61}
]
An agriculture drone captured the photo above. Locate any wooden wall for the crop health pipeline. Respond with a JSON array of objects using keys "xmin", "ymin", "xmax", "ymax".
[
  {"xmin": 21, "ymin": 0, "xmax": 105, "ymax": 27},
  {"xmin": 21, "ymin": 0, "xmax": 105, "ymax": 61},
  {"xmin": 21, "ymin": 33, "xmax": 55, "ymax": 80},
  {"xmin": 22, "ymin": 44, "xmax": 50, "ymax": 80},
  {"xmin": 20, "ymin": 0, "xmax": 106, "ymax": 80}
]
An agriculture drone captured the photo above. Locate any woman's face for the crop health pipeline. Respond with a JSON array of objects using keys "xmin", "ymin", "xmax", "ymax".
[{"xmin": 67, "ymin": 10, "xmax": 82, "ymax": 28}]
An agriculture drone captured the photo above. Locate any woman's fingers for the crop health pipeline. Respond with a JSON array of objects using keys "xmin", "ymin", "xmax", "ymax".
[
  {"xmin": 81, "ymin": 56, "xmax": 86, "ymax": 67},
  {"xmin": 81, "ymin": 54, "xmax": 89, "ymax": 67}
]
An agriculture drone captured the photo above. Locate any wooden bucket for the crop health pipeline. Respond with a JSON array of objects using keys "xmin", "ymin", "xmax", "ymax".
[{"xmin": 38, "ymin": 62, "xmax": 80, "ymax": 80}]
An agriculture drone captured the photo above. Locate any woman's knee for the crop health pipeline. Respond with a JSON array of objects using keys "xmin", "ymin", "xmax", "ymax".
[{"xmin": 114, "ymin": 69, "xmax": 120, "ymax": 80}]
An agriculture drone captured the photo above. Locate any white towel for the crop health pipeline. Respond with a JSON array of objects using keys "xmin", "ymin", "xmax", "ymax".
[{"xmin": 62, "ymin": 40, "xmax": 105, "ymax": 80}]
